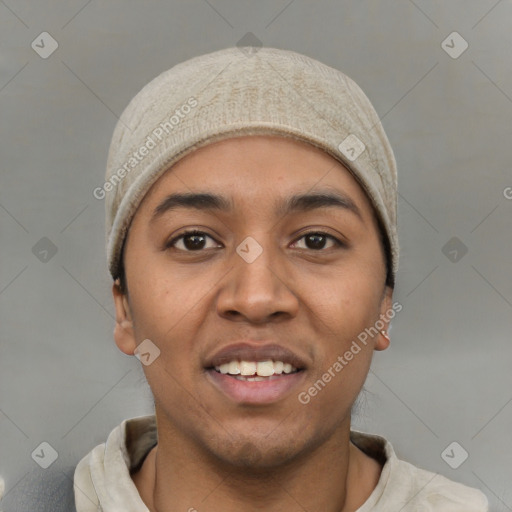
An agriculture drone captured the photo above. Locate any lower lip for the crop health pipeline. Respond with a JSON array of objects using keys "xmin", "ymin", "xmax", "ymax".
[{"xmin": 206, "ymin": 369, "xmax": 305, "ymax": 405}]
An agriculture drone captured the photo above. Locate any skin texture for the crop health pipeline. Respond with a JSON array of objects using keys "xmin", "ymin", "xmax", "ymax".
[{"xmin": 113, "ymin": 135, "xmax": 393, "ymax": 512}]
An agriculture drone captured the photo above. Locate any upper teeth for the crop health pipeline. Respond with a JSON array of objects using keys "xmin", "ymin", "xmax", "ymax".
[{"xmin": 215, "ymin": 360, "xmax": 297, "ymax": 376}]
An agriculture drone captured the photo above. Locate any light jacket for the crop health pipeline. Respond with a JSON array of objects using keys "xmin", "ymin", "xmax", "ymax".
[{"xmin": 73, "ymin": 415, "xmax": 489, "ymax": 512}]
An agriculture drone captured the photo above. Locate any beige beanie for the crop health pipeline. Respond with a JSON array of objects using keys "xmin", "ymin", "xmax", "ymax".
[{"xmin": 101, "ymin": 46, "xmax": 398, "ymax": 284}]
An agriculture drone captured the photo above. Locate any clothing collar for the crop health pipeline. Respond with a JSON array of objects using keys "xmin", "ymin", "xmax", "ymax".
[{"xmin": 74, "ymin": 415, "xmax": 395, "ymax": 512}]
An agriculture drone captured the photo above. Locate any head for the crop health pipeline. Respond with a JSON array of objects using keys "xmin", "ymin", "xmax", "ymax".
[{"xmin": 104, "ymin": 47, "xmax": 398, "ymax": 468}]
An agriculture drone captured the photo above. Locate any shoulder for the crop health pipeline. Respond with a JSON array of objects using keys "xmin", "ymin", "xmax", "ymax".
[
  {"xmin": 350, "ymin": 431, "xmax": 488, "ymax": 511},
  {"xmin": 390, "ymin": 457, "xmax": 489, "ymax": 511},
  {"xmin": 73, "ymin": 415, "xmax": 157, "ymax": 511}
]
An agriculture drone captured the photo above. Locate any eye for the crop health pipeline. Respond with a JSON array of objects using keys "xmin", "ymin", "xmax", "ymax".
[
  {"xmin": 291, "ymin": 231, "xmax": 343, "ymax": 251},
  {"xmin": 166, "ymin": 230, "xmax": 221, "ymax": 251},
  {"xmin": 165, "ymin": 229, "xmax": 344, "ymax": 253}
]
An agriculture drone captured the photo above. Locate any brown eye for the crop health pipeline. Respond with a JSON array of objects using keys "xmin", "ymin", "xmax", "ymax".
[
  {"xmin": 292, "ymin": 232, "xmax": 343, "ymax": 250},
  {"xmin": 166, "ymin": 230, "xmax": 220, "ymax": 251}
]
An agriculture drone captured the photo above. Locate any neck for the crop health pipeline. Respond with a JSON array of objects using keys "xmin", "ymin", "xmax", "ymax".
[{"xmin": 133, "ymin": 415, "xmax": 381, "ymax": 512}]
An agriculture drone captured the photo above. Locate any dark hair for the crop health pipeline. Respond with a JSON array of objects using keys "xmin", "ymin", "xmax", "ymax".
[
  {"xmin": 116, "ymin": 237, "xmax": 128, "ymax": 295},
  {"xmin": 377, "ymin": 215, "xmax": 394, "ymax": 289}
]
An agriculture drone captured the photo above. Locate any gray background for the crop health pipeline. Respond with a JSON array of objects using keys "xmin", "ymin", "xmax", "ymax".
[{"xmin": 1, "ymin": 1, "xmax": 511, "ymax": 510}]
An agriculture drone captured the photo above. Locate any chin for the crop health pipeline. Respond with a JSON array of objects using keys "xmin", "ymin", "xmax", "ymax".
[
  {"xmin": 202, "ymin": 422, "xmax": 325, "ymax": 472},
  {"xmin": 212, "ymin": 437, "xmax": 303, "ymax": 470}
]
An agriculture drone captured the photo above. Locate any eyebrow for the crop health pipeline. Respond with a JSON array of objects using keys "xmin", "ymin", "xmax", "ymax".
[{"xmin": 152, "ymin": 190, "xmax": 362, "ymax": 221}]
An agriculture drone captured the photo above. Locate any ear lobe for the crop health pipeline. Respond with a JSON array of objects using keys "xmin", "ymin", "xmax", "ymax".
[
  {"xmin": 374, "ymin": 330, "xmax": 390, "ymax": 351},
  {"xmin": 374, "ymin": 285, "xmax": 393, "ymax": 352},
  {"xmin": 112, "ymin": 282, "xmax": 137, "ymax": 355}
]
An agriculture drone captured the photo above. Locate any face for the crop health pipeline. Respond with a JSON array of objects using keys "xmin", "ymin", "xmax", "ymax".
[{"xmin": 113, "ymin": 135, "xmax": 392, "ymax": 468}]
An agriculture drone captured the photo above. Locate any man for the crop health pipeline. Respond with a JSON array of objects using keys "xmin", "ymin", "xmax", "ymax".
[{"xmin": 74, "ymin": 47, "xmax": 488, "ymax": 511}]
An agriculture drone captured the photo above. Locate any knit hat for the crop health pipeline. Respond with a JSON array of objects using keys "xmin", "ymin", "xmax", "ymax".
[{"xmin": 101, "ymin": 46, "xmax": 398, "ymax": 284}]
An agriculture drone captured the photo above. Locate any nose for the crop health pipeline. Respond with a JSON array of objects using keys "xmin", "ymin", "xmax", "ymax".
[{"xmin": 216, "ymin": 238, "xmax": 300, "ymax": 324}]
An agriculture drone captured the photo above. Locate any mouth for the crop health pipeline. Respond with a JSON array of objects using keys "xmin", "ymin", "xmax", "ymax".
[
  {"xmin": 204, "ymin": 343, "xmax": 307, "ymax": 404},
  {"xmin": 213, "ymin": 359, "xmax": 300, "ymax": 380}
]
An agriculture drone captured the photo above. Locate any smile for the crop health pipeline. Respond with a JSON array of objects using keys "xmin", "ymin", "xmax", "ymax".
[
  {"xmin": 204, "ymin": 342, "xmax": 307, "ymax": 404},
  {"xmin": 214, "ymin": 359, "xmax": 299, "ymax": 378},
  {"xmin": 206, "ymin": 361, "xmax": 304, "ymax": 404}
]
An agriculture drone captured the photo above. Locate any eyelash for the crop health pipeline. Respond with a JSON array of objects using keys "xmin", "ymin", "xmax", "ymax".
[{"xmin": 165, "ymin": 229, "xmax": 345, "ymax": 252}]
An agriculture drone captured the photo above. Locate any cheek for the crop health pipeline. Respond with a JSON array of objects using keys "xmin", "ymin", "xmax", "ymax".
[
  {"xmin": 302, "ymin": 266, "xmax": 381, "ymax": 393},
  {"xmin": 309, "ymin": 264, "xmax": 382, "ymax": 337},
  {"xmin": 126, "ymin": 261, "xmax": 214, "ymax": 371},
  {"xmin": 128, "ymin": 256, "xmax": 200, "ymax": 328},
  {"xmin": 124, "ymin": 270, "xmax": 178, "ymax": 347}
]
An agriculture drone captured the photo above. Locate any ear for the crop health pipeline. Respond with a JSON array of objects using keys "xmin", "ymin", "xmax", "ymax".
[
  {"xmin": 374, "ymin": 285, "xmax": 393, "ymax": 352},
  {"xmin": 112, "ymin": 281, "xmax": 137, "ymax": 356}
]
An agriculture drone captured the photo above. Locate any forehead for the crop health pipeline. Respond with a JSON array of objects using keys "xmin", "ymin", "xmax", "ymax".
[{"xmin": 139, "ymin": 135, "xmax": 375, "ymax": 220}]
